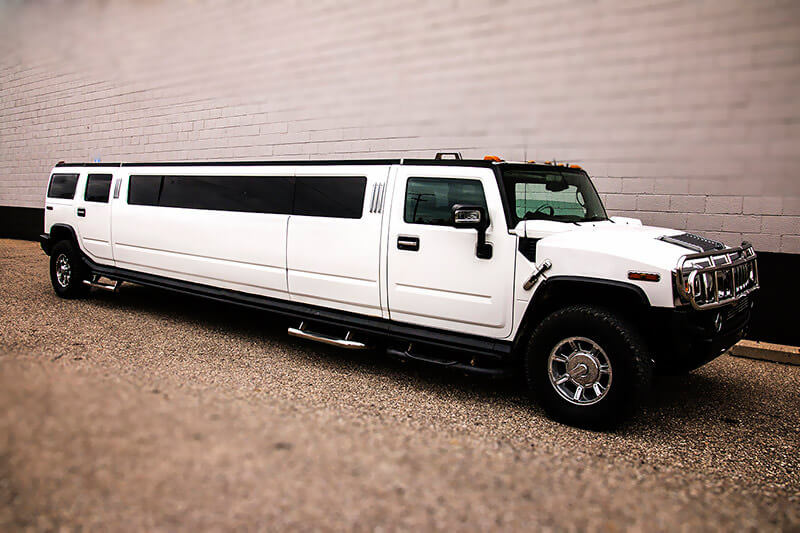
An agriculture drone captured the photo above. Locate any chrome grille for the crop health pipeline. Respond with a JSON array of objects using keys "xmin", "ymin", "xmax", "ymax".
[{"xmin": 675, "ymin": 243, "xmax": 759, "ymax": 310}]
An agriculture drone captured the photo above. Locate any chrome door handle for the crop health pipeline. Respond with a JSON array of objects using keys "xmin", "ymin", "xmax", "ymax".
[{"xmin": 397, "ymin": 236, "xmax": 419, "ymax": 251}]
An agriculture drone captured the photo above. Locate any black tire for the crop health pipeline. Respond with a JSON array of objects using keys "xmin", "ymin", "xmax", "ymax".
[
  {"xmin": 524, "ymin": 305, "xmax": 653, "ymax": 429},
  {"xmin": 49, "ymin": 240, "xmax": 89, "ymax": 299}
]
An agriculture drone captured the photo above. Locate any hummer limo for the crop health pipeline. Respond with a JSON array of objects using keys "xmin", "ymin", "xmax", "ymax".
[{"xmin": 40, "ymin": 154, "xmax": 759, "ymax": 427}]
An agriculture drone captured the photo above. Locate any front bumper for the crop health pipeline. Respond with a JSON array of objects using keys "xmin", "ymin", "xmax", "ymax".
[{"xmin": 649, "ymin": 293, "xmax": 754, "ymax": 371}]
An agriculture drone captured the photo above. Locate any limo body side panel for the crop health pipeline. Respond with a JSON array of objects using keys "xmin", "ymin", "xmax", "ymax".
[
  {"xmin": 111, "ymin": 167, "xmax": 291, "ymax": 299},
  {"xmin": 287, "ymin": 166, "xmax": 389, "ymax": 317}
]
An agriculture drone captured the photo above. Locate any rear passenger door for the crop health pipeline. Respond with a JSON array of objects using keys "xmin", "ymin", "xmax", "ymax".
[
  {"xmin": 386, "ymin": 166, "xmax": 516, "ymax": 339},
  {"xmin": 76, "ymin": 173, "xmax": 114, "ymax": 261},
  {"xmin": 286, "ymin": 166, "xmax": 389, "ymax": 317}
]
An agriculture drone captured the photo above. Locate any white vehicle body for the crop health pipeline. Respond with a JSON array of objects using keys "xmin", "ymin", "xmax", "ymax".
[{"xmin": 40, "ymin": 156, "xmax": 759, "ymax": 426}]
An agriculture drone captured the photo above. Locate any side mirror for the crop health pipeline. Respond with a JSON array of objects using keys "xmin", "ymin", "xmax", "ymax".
[{"xmin": 451, "ymin": 204, "xmax": 492, "ymax": 259}]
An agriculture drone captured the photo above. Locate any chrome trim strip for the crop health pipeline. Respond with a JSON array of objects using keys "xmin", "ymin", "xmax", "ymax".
[
  {"xmin": 377, "ymin": 182, "xmax": 385, "ymax": 213},
  {"xmin": 369, "ymin": 183, "xmax": 378, "ymax": 213}
]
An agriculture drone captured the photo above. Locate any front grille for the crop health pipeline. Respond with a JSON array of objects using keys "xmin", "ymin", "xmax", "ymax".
[
  {"xmin": 676, "ymin": 243, "xmax": 759, "ymax": 310},
  {"xmin": 726, "ymin": 295, "xmax": 750, "ymax": 321}
]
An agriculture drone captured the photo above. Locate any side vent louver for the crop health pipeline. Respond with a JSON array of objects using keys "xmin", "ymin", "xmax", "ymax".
[
  {"xmin": 660, "ymin": 233, "xmax": 725, "ymax": 253},
  {"xmin": 369, "ymin": 182, "xmax": 386, "ymax": 213}
]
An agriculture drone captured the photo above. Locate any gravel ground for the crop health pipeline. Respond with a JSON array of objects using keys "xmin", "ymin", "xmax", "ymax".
[{"xmin": 0, "ymin": 238, "xmax": 798, "ymax": 531}]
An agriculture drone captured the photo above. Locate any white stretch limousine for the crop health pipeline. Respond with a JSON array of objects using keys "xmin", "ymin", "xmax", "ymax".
[{"xmin": 40, "ymin": 154, "xmax": 759, "ymax": 427}]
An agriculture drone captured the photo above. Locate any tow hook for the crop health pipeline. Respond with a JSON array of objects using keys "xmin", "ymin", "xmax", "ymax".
[{"xmin": 523, "ymin": 260, "xmax": 552, "ymax": 290}]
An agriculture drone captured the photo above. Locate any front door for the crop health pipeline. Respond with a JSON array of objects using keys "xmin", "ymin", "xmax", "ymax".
[{"xmin": 386, "ymin": 165, "xmax": 516, "ymax": 339}]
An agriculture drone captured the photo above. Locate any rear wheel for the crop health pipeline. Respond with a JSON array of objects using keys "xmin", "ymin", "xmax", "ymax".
[
  {"xmin": 49, "ymin": 240, "xmax": 89, "ymax": 299},
  {"xmin": 525, "ymin": 305, "xmax": 653, "ymax": 429}
]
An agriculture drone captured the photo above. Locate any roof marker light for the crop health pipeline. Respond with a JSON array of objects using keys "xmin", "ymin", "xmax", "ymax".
[
  {"xmin": 569, "ymin": 164, "xmax": 582, "ymax": 169},
  {"xmin": 483, "ymin": 155, "xmax": 503, "ymax": 162}
]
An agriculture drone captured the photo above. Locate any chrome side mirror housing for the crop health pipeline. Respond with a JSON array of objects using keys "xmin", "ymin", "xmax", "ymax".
[{"xmin": 451, "ymin": 204, "xmax": 491, "ymax": 259}]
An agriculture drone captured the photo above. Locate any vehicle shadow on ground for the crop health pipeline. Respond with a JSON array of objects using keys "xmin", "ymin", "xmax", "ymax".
[{"xmin": 83, "ymin": 283, "xmax": 794, "ymax": 440}]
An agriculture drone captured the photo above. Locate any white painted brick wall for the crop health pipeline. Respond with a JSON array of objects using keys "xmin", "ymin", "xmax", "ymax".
[{"xmin": 1, "ymin": 0, "xmax": 799, "ymax": 252}]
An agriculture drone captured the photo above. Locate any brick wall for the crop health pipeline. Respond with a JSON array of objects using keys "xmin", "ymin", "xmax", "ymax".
[{"xmin": 1, "ymin": 0, "xmax": 799, "ymax": 253}]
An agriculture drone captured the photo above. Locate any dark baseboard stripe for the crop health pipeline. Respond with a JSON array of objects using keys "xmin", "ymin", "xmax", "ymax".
[
  {"xmin": 0, "ymin": 206, "xmax": 43, "ymax": 241},
  {"xmin": 747, "ymin": 251, "xmax": 799, "ymax": 346},
  {"xmin": 1, "ymin": 205, "xmax": 796, "ymax": 345}
]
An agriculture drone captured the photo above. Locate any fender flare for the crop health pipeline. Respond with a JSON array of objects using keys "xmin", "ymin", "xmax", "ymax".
[
  {"xmin": 41, "ymin": 223, "xmax": 80, "ymax": 255},
  {"xmin": 511, "ymin": 275, "xmax": 651, "ymax": 355}
]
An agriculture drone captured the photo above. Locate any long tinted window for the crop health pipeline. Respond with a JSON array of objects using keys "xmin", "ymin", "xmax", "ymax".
[
  {"xmin": 128, "ymin": 175, "xmax": 162, "ymax": 206},
  {"xmin": 404, "ymin": 177, "xmax": 487, "ymax": 225},
  {"xmin": 159, "ymin": 175, "xmax": 293, "ymax": 214},
  {"xmin": 85, "ymin": 174, "xmax": 113, "ymax": 203},
  {"xmin": 47, "ymin": 173, "xmax": 79, "ymax": 199},
  {"xmin": 294, "ymin": 177, "xmax": 367, "ymax": 219}
]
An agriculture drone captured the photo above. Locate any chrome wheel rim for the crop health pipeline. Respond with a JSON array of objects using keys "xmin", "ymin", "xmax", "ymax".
[
  {"xmin": 548, "ymin": 336, "xmax": 612, "ymax": 406},
  {"xmin": 55, "ymin": 253, "xmax": 71, "ymax": 288}
]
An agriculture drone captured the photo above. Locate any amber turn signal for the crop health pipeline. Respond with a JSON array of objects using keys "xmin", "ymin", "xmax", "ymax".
[{"xmin": 628, "ymin": 271, "xmax": 661, "ymax": 282}]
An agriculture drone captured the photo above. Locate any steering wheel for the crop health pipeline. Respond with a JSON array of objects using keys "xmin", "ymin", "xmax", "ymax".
[{"xmin": 534, "ymin": 204, "xmax": 554, "ymax": 217}]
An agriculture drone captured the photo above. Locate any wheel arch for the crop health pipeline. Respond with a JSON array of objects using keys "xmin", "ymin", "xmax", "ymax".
[
  {"xmin": 45, "ymin": 223, "xmax": 80, "ymax": 254},
  {"xmin": 511, "ymin": 276, "xmax": 651, "ymax": 359}
]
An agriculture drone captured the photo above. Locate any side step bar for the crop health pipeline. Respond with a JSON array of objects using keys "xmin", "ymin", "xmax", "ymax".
[
  {"xmin": 288, "ymin": 321, "xmax": 367, "ymax": 350},
  {"xmin": 386, "ymin": 346, "xmax": 509, "ymax": 377},
  {"xmin": 83, "ymin": 277, "xmax": 122, "ymax": 292}
]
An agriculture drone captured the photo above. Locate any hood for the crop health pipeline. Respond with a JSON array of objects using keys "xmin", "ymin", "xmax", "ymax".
[{"xmin": 520, "ymin": 219, "xmax": 698, "ymax": 271}]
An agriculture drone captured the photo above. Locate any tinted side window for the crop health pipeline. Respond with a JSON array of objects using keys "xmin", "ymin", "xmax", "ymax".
[
  {"xmin": 128, "ymin": 175, "xmax": 163, "ymax": 206},
  {"xmin": 85, "ymin": 174, "xmax": 113, "ymax": 203},
  {"xmin": 404, "ymin": 177, "xmax": 487, "ymax": 225},
  {"xmin": 47, "ymin": 173, "xmax": 79, "ymax": 199},
  {"xmin": 159, "ymin": 175, "xmax": 293, "ymax": 214},
  {"xmin": 294, "ymin": 177, "xmax": 367, "ymax": 219}
]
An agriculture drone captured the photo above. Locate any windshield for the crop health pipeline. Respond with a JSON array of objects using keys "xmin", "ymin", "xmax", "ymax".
[{"xmin": 501, "ymin": 167, "xmax": 607, "ymax": 224}]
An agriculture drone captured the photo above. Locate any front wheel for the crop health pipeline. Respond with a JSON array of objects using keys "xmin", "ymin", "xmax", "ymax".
[
  {"xmin": 525, "ymin": 305, "xmax": 653, "ymax": 429},
  {"xmin": 49, "ymin": 240, "xmax": 89, "ymax": 299}
]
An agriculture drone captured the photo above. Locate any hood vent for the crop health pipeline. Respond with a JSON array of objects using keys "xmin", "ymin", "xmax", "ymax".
[{"xmin": 659, "ymin": 233, "xmax": 725, "ymax": 252}]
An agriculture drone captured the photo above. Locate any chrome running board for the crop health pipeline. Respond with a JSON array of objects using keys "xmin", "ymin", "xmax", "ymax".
[
  {"xmin": 287, "ymin": 321, "xmax": 367, "ymax": 350},
  {"xmin": 83, "ymin": 277, "xmax": 121, "ymax": 292}
]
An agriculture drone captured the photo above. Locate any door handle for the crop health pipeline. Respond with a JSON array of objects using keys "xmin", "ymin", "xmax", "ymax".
[
  {"xmin": 77, "ymin": 207, "xmax": 86, "ymax": 217},
  {"xmin": 397, "ymin": 236, "xmax": 419, "ymax": 251}
]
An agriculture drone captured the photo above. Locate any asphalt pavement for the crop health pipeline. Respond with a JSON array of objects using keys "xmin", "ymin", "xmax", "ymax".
[{"xmin": 0, "ymin": 238, "xmax": 797, "ymax": 531}]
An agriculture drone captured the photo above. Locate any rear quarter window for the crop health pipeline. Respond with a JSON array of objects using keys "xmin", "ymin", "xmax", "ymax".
[
  {"xmin": 47, "ymin": 173, "xmax": 80, "ymax": 199},
  {"xmin": 293, "ymin": 177, "xmax": 367, "ymax": 219},
  {"xmin": 128, "ymin": 175, "xmax": 163, "ymax": 206}
]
